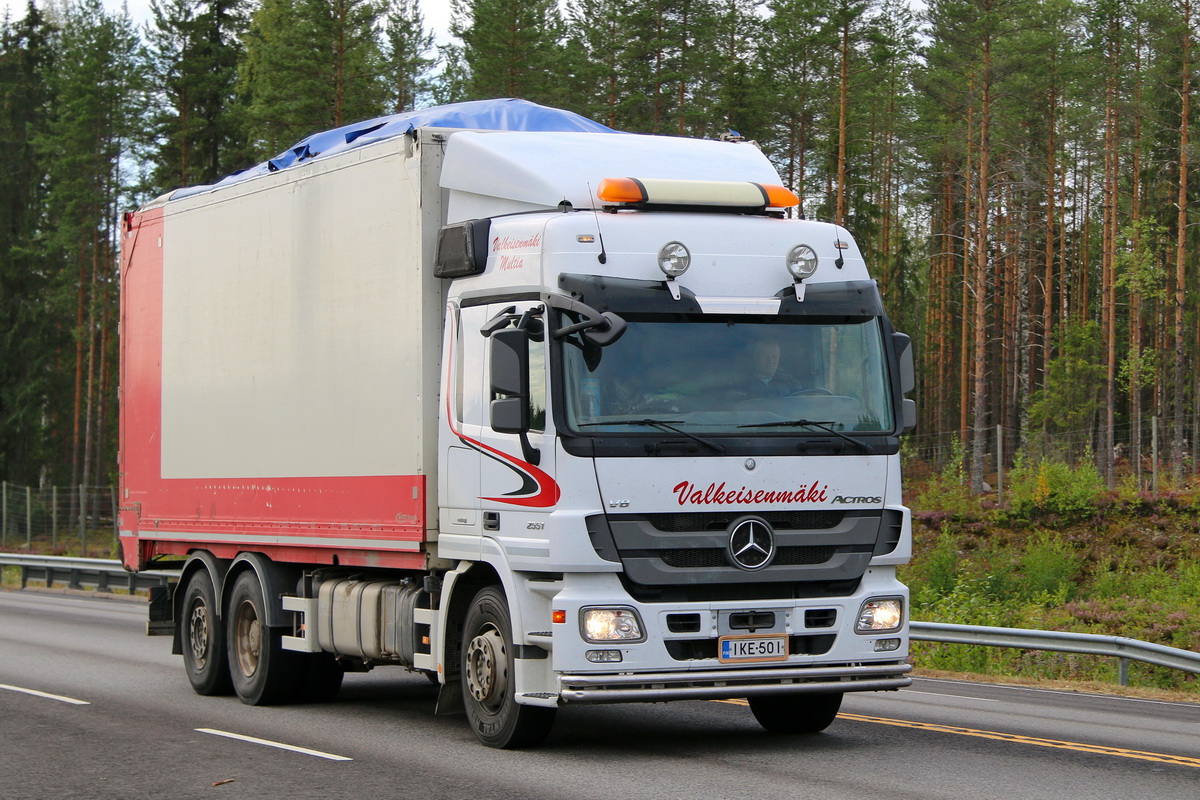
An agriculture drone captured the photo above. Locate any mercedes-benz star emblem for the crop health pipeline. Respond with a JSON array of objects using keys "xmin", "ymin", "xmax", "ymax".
[{"xmin": 727, "ymin": 516, "xmax": 776, "ymax": 571}]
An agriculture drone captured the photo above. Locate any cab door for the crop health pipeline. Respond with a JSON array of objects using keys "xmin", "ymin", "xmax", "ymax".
[{"xmin": 473, "ymin": 301, "xmax": 559, "ymax": 565}]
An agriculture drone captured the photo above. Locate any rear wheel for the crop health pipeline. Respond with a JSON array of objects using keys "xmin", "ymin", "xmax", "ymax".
[
  {"xmin": 180, "ymin": 569, "xmax": 232, "ymax": 695},
  {"xmin": 227, "ymin": 570, "xmax": 304, "ymax": 705},
  {"xmin": 748, "ymin": 692, "xmax": 843, "ymax": 734},
  {"xmin": 461, "ymin": 586, "xmax": 556, "ymax": 748}
]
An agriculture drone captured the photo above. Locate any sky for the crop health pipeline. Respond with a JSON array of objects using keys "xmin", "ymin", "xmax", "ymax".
[{"xmin": 1, "ymin": 0, "xmax": 454, "ymax": 40}]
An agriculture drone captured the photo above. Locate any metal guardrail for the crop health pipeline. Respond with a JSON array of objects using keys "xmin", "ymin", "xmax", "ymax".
[
  {"xmin": 911, "ymin": 620, "xmax": 1200, "ymax": 686},
  {"xmin": 3, "ymin": 555, "xmax": 1198, "ymax": 687},
  {"xmin": 0, "ymin": 554, "xmax": 178, "ymax": 595}
]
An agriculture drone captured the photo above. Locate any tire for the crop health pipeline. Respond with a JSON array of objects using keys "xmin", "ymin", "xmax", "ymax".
[
  {"xmin": 180, "ymin": 569, "xmax": 233, "ymax": 696},
  {"xmin": 226, "ymin": 570, "xmax": 305, "ymax": 706},
  {"xmin": 297, "ymin": 653, "xmax": 345, "ymax": 703},
  {"xmin": 748, "ymin": 692, "xmax": 843, "ymax": 734},
  {"xmin": 461, "ymin": 586, "xmax": 556, "ymax": 749}
]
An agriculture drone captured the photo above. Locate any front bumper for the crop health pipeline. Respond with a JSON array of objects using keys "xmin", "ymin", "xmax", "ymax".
[{"xmin": 557, "ymin": 660, "xmax": 911, "ymax": 704}]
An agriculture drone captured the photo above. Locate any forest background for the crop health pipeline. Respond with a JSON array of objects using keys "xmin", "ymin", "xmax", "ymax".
[{"xmin": 2, "ymin": 0, "xmax": 1200, "ymax": 500}]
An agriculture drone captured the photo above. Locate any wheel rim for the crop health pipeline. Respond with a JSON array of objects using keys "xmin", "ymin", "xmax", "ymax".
[
  {"xmin": 465, "ymin": 625, "xmax": 507, "ymax": 709},
  {"xmin": 187, "ymin": 599, "xmax": 211, "ymax": 665},
  {"xmin": 232, "ymin": 599, "xmax": 262, "ymax": 679}
]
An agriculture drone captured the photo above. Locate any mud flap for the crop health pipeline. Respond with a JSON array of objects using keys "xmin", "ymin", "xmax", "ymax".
[
  {"xmin": 435, "ymin": 679, "xmax": 465, "ymax": 716},
  {"xmin": 148, "ymin": 583, "xmax": 175, "ymax": 638}
]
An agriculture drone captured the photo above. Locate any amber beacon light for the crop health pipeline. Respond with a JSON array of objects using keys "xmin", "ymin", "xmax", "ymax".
[{"xmin": 597, "ymin": 177, "xmax": 799, "ymax": 210}]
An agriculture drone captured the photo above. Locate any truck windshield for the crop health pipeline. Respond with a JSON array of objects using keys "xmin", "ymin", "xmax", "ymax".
[{"xmin": 561, "ymin": 316, "xmax": 894, "ymax": 436}]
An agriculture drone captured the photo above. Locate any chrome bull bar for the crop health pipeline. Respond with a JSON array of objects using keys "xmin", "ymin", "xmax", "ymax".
[{"xmin": 558, "ymin": 662, "xmax": 912, "ymax": 704}]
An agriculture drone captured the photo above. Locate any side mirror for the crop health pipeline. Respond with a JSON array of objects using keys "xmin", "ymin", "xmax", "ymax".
[
  {"xmin": 893, "ymin": 332, "xmax": 915, "ymax": 396},
  {"xmin": 892, "ymin": 332, "xmax": 916, "ymax": 433},
  {"xmin": 902, "ymin": 398, "xmax": 917, "ymax": 433},
  {"xmin": 490, "ymin": 328, "xmax": 530, "ymax": 433}
]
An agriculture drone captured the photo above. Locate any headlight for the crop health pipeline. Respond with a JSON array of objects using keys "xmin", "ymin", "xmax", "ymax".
[
  {"xmin": 658, "ymin": 241, "xmax": 691, "ymax": 278},
  {"xmin": 581, "ymin": 607, "xmax": 645, "ymax": 642},
  {"xmin": 786, "ymin": 244, "xmax": 818, "ymax": 280},
  {"xmin": 855, "ymin": 597, "xmax": 904, "ymax": 633}
]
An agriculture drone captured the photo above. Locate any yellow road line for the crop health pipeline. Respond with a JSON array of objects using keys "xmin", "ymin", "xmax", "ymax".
[{"xmin": 715, "ymin": 700, "xmax": 1200, "ymax": 769}]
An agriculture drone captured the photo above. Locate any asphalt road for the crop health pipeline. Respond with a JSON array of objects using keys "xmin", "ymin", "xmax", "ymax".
[{"xmin": 2, "ymin": 589, "xmax": 1198, "ymax": 799}]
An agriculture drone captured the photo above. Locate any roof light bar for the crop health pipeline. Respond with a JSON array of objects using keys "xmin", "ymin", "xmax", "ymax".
[{"xmin": 596, "ymin": 178, "xmax": 799, "ymax": 210}]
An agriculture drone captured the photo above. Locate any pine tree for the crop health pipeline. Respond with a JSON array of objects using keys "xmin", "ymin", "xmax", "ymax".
[
  {"xmin": 451, "ymin": 0, "xmax": 566, "ymax": 105},
  {"xmin": 383, "ymin": 0, "xmax": 436, "ymax": 112},
  {"xmin": 36, "ymin": 0, "xmax": 148, "ymax": 487},
  {"xmin": 761, "ymin": 0, "xmax": 834, "ymax": 215},
  {"xmin": 563, "ymin": 0, "xmax": 628, "ymax": 128},
  {"xmin": 241, "ymin": 0, "xmax": 387, "ymax": 158},
  {"xmin": 705, "ymin": 0, "xmax": 770, "ymax": 141},
  {"xmin": 0, "ymin": 3, "xmax": 55, "ymax": 483},
  {"xmin": 146, "ymin": 0, "xmax": 247, "ymax": 191}
]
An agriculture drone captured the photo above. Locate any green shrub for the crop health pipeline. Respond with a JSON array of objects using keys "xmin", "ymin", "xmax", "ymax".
[
  {"xmin": 912, "ymin": 437, "xmax": 981, "ymax": 517},
  {"xmin": 1017, "ymin": 532, "xmax": 1082, "ymax": 601},
  {"xmin": 1006, "ymin": 453, "xmax": 1103, "ymax": 520}
]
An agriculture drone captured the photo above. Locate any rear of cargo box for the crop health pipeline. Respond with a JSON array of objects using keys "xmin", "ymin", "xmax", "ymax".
[{"xmin": 119, "ymin": 133, "xmax": 448, "ymax": 571}]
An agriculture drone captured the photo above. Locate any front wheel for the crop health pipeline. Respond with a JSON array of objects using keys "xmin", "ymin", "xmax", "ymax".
[
  {"xmin": 226, "ymin": 570, "xmax": 304, "ymax": 705},
  {"xmin": 461, "ymin": 586, "xmax": 556, "ymax": 748},
  {"xmin": 748, "ymin": 692, "xmax": 843, "ymax": 734}
]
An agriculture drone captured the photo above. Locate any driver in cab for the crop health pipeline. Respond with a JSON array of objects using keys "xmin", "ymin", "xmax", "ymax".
[{"xmin": 745, "ymin": 336, "xmax": 799, "ymax": 397}]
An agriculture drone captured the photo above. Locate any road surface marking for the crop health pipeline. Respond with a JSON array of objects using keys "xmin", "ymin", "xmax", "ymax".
[
  {"xmin": 898, "ymin": 689, "xmax": 998, "ymax": 702},
  {"xmin": 919, "ymin": 677, "xmax": 1196, "ymax": 709},
  {"xmin": 837, "ymin": 713, "xmax": 1200, "ymax": 769},
  {"xmin": 195, "ymin": 728, "xmax": 352, "ymax": 761},
  {"xmin": 715, "ymin": 700, "xmax": 1200, "ymax": 769},
  {"xmin": 0, "ymin": 683, "xmax": 90, "ymax": 705}
]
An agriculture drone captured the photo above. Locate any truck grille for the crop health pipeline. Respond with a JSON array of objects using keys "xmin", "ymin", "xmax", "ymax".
[
  {"xmin": 661, "ymin": 545, "xmax": 837, "ymax": 569},
  {"xmin": 588, "ymin": 511, "xmax": 884, "ymax": 603},
  {"xmin": 645, "ymin": 510, "xmax": 844, "ymax": 533}
]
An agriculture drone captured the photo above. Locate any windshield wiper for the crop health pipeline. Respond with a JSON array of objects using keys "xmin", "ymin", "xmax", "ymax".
[
  {"xmin": 581, "ymin": 418, "xmax": 725, "ymax": 454},
  {"xmin": 737, "ymin": 419, "xmax": 871, "ymax": 452}
]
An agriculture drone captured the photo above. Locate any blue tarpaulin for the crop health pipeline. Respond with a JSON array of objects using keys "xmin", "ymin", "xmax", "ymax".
[{"xmin": 171, "ymin": 99, "xmax": 615, "ymax": 201}]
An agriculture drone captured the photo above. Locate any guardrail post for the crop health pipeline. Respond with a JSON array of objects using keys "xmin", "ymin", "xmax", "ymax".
[{"xmin": 1119, "ymin": 657, "xmax": 1130, "ymax": 686}]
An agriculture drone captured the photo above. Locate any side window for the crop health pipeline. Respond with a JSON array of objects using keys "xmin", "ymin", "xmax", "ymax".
[
  {"xmin": 454, "ymin": 310, "xmax": 465, "ymax": 424},
  {"xmin": 528, "ymin": 325, "xmax": 546, "ymax": 433}
]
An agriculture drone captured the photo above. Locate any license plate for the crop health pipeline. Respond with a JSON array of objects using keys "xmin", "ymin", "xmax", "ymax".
[{"xmin": 718, "ymin": 634, "xmax": 789, "ymax": 663}]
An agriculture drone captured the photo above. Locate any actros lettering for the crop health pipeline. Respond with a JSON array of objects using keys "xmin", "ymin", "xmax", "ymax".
[
  {"xmin": 832, "ymin": 495, "xmax": 882, "ymax": 504},
  {"xmin": 672, "ymin": 480, "xmax": 829, "ymax": 506}
]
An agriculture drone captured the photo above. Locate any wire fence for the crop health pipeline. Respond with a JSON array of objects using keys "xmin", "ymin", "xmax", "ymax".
[
  {"xmin": 903, "ymin": 414, "xmax": 1194, "ymax": 498},
  {"xmin": 0, "ymin": 483, "xmax": 117, "ymax": 557},
  {"xmin": 0, "ymin": 415, "xmax": 1191, "ymax": 554}
]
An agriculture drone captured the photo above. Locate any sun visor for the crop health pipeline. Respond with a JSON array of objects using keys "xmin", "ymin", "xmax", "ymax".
[{"xmin": 440, "ymin": 131, "xmax": 784, "ymax": 223}]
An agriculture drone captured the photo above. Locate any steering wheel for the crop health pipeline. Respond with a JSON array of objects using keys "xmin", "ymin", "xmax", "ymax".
[{"xmin": 787, "ymin": 387, "xmax": 833, "ymax": 396}]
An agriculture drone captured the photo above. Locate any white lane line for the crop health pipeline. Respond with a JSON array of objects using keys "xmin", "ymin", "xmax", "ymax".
[
  {"xmin": 918, "ymin": 677, "xmax": 1197, "ymax": 708},
  {"xmin": 0, "ymin": 683, "xmax": 91, "ymax": 705},
  {"xmin": 899, "ymin": 689, "xmax": 999, "ymax": 702},
  {"xmin": 195, "ymin": 728, "xmax": 353, "ymax": 761}
]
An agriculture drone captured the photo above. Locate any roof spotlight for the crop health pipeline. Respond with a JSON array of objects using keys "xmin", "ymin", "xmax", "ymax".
[
  {"xmin": 658, "ymin": 241, "xmax": 691, "ymax": 278},
  {"xmin": 787, "ymin": 244, "xmax": 819, "ymax": 281}
]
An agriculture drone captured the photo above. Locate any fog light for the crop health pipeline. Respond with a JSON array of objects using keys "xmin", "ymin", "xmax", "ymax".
[
  {"xmin": 581, "ymin": 607, "xmax": 645, "ymax": 642},
  {"xmin": 855, "ymin": 597, "xmax": 903, "ymax": 633},
  {"xmin": 874, "ymin": 638, "xmax": 901, "ymax": 652},
  {"xmin": 586, "ymin": 649, "xmax": 624, "ymax": 663}
]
